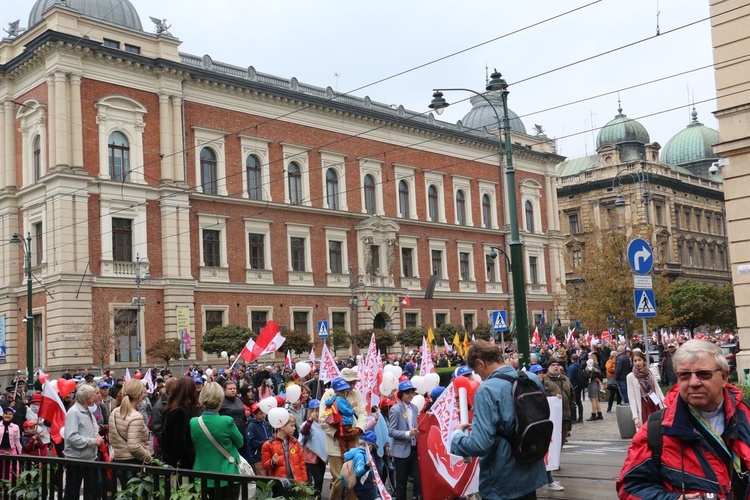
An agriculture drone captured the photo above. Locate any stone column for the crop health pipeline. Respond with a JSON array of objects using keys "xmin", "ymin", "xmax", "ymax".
[
  {"xmin": 4, "ymin": 101, "xmax": 16, "ymax": 188},
  {"xmin": 544, "ymin": 174, "xmax": 558, "ymax": 232},
  {"xmin": 69, "ymin": 74, "xmax": 83, "ymax": 170},
  {"xmin": 158, "ymin": 93, "xmax": 173, "ymax": 183},
  {"xmin": 54, "ymin": 72, "xmax": 69, "ymax": 169},
  {"xmin": 0, "ymin": 103, "xmax": 5, "ymax": 189},
  {"xmin": 171, "ymin": 95, "xmax": 184, "ymax": 183},
  {"xmin": 46, "ymin": 74, "xmax": 57, "ymax": 168}
]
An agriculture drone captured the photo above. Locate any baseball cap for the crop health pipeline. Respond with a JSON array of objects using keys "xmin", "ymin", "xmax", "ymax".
[
  {"xmin": 331, "ymin": 377, "xmax": 350, "ymax": 392},
  {"xmin": 250, "ymin": 402, "xmax": 261, "ymax": 414},
  {"xmin": 98, "ymin": 381, "xmax": 111, "ymax": 389},
  {"xmin": 529, "ymin": 364, "xmax": 544, "ymax": 374},
  {"xmin": 361, "ymin": 430, "xmax": 378, "ymax": 445},
  {"xmin": 430, "ymin": 387, "xmax": 445, "ymax": 401},
  {"xmin": 23, "ymin": 420, "xmax": 36, "ymax": 428},
  {"xmin": 455, "ymin": 366, "xmax": 472, "ymax": 378},
  {"xmin": 398, "ymin": 380, "xmax": 416, "ymax": 392},
  {"xmin": 308, "ymin": 398, "xmax": 321, "ymax": 409},
  {"xmin": 194, "ymin": 377, "xmax": 204, "ymax": 384}
]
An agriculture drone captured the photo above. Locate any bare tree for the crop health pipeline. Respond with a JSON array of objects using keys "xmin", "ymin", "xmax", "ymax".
[{"xmin": 75, "ymin": 303, "xmax": 133, "ymax": 374}]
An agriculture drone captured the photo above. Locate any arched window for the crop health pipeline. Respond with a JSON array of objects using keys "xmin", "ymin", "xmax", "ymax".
[
  {"xmin": 364, "ymin": 174, "xmax": 376, "ymax": 215},
  {"xmin": 200, "ymin": 147, "xmax": 218, "ymax": 194},
  {"xmin": 456, "ymin": 190, "xmax": 467, "ymax": 225},
  {"xmin": 525, "ymin": 200, "xmax": 534, "ymax": 232},
  {"xmin": 246, "ymin": 154, "xmax": 262, "ymax": 200},
  {"xmin": 32, "ymin": 135, "xmax": 41, "ymax": 183},
  {"xmin": 326, "ymin": 169, "xmax": 339, "ymax": 210},
  {"xmin": 108, "ymin": 131, "xmax": 130, "ymax": 182},
  {"xmin": 428, "ymin": 185, "xmax": 439, "ymax": 222},
  {"xmin": 288, "ymin": 161, "xmax": 302, "ymax": 205},
  {"xmin": 482, "ymin": 194, "xmax": 492, "ymax": 228},
  {"xmin": 399, "ymin": 180, "xmax": 410, "ymax": 218}
]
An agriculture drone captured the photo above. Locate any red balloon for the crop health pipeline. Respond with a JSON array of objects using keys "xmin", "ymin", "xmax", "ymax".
[
  {"xmin": 453, "ymin": 377, "xmax": 480, "ymax": 407},
  {"xmin": 57, "ymin": 378, "xmax": 77, "ymax": 397},
  {"xmin": 275, "ymin": 395, "xmax": 287, "ymax": 408}
]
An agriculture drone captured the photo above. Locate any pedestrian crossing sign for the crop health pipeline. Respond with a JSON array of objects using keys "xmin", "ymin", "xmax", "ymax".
[
  {"xmin": 317, "ymin": 320, "xmax": 329, "ymax": 338},
  {"xmin": 491, "ymin": 310, "xmax": 508, "ymax": 332},
  {"xmin": 634, "ymin": 289, "xmax": 657, "ymax": 318}
]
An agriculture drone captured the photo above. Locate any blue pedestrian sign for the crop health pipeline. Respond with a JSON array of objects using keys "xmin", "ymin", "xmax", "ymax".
[
  {"xmin": 634, "ymin": 289, "xmax": 657, "ymax": 318},
  {"xmin": 491, "ymin": 310, "xmax": 508, "ymax": 332},
  {"xmin": 317, "ymin": 320, "xmax": 329, "ymax": 338},
  {"xmin": 627, "ymin": 238, "xmax": 653, "ymax": 275}
]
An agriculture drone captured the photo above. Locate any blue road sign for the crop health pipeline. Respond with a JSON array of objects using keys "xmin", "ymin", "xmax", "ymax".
[
  {"xmin": 317, "ymin": 320, "xmax": 329, "ymax": 338},
  {"xmin": 627, "ymin": 238, "xmax": 653, "ymax": 275},
  {"xmin": 634, "ymin": 289, "xmax": 657, "ymax": 318},
  {"xmin": 491, "ymin": 310, "xmax": 508, "ymax": 332}
]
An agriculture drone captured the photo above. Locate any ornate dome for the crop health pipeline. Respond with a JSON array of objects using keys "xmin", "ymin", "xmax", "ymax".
[
  {"xmin": 461, "ymin": 91, "xmax": 527, "ymax": 135},
  {"xmin": 29, "ymin": 0, "xmax": 143, "ymax": 31},
  {"xmin": 661, "ymin": 108, "xmax": 719, "ymax": 167},
  {"xmin": 596, "ymin": 105, "xmax": 650, "ymax": 150}
]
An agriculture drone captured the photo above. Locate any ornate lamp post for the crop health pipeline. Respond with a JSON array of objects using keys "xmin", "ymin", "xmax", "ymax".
[
  {"xmin": 133, "ymin": 254, "xmax": 150, "ymax": 370},
  {"xmin": 348, "ymin": 265, "xmax": 365, "ymax": 355},
  {"xmin": 10, "ymin": 233, "xmax": 33, "ymax": 383}
]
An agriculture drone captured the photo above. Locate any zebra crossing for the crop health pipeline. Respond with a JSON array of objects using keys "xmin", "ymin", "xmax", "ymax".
[{"xmin": 563, "ymin": 443, "xmax": 629, "ymax": 456}]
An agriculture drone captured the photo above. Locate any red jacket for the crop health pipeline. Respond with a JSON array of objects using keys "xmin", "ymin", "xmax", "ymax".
[
  {"xmin": 261, "ymin": 435, "xmax": 308, "ymax": 483},
  {"xmin": 617, "ymin": 384, "xmax": 750, "ymax": 499}
]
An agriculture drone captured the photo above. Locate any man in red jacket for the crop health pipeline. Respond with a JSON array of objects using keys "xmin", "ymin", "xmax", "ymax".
[{"xmin": 617, "ymin": 339, "xmax": 750, "ymax": 499}]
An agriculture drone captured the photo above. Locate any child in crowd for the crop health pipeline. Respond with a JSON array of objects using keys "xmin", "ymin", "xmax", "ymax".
[
  {"xmin": 21, "ymin": 420, "xmax": 47, "ymax": 456},
  {"xmin": 342, "ymin": 430, "xmax": 379, "ymax": 500},
  {"xmin": 261, "ymin": 414, "xmax": 308, "ymax": 483}
]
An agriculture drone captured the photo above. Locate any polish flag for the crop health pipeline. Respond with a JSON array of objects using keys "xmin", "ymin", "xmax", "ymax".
[
  {"xmin": 39, "ymin": 381, "xmax": 67, "ymax": 444},
  {"xmin": 401, "ymin": 294, "xmax": 411, "ymax": 307},
  {"xmin": 566, "ymin": 327, "xmax": 576, "ymax": 344},
  {"xmin": 239, "ymin": 321, "xmax": 286, "ymax": 363},
  {"xmin": 308, "ymin": 346, "xmax": 316, "ymax": 373},
  {"xmin": 532, "ymin": 327, "xmax": 540, "ymax": 345},
  {"xmin": 364, "ymin": 294, "xmax": 369, "ymax": 308},
  {"xmin": 285, "ymin": 350, "xmax": 293, "ymax": 369}
]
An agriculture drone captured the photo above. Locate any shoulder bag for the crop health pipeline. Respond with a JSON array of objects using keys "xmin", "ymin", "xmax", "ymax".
[{"xmin": 197, "ymin": 416, "xmax": 254, "ymax": 476}]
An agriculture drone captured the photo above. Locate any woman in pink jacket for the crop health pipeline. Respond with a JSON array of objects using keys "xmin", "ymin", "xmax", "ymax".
[{"xmin": 0, "ymin": 407, "xmax": 23, "ymax": 479}]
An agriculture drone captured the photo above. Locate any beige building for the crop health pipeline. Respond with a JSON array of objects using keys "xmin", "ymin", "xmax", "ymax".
[
  {"xmin": 710, "ymin": 0, "xmax": 750, "ymax": 378},
  {"xmin": 556, "ymin": 105, "xmax": 729, "ymax": 294}
]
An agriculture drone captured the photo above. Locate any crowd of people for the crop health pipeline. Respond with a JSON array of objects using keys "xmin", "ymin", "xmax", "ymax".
[{"xmin": 0, "ymin": 332, "xmax": 744, "ymax": 499}]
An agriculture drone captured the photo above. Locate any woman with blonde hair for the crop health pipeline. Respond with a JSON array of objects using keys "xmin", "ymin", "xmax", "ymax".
[
  {"xmin": 108, "ymin": 379, "xmax": 152, "ymax": 488},
  {"xmin": 627, "ymin": 349, "xmax": 666, "ymax": 429}
]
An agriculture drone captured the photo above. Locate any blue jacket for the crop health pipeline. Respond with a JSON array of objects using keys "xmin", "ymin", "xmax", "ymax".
[
  {"xmin": 245, "ymin": 417, "xmax": 273, "ymax": 463},
  {"xmin": 567, "ymin": 362, "xmax": 584, "ymax": 389},
  {"xmin": 450, "ymin": 365, "xmax": 547, "ymax": 500},
  {"xmin": 343, "ymin": 447, "xmax": 377, "ymax": 500}
]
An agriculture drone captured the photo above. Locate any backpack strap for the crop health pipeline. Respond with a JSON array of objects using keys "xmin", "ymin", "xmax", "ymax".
[{"xmin": 647, "ymin": 408, "xmax": 665, "ymax": 470}]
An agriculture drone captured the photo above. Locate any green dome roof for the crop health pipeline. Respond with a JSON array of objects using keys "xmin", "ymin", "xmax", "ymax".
[
  {"xmin": 596, "ymin": 106, "xmax": 650, "ymax": 150},
  {"xmin": 661, "ymin": 108, "xmax": 719, "ymax": 167},
  {"xmin": 461, "ymin": 91, "xmax": 526, "ymax": 134},
  {"xmin": 29, "ymin": 0, "xmax": 143, "ymax": 31}
]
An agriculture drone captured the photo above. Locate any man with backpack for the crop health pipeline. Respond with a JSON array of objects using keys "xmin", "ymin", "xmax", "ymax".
[
  {"xmin": 566, "ymin": 353, "xmax": 586, "ymax": 423},
  {"xmin": 451, "ymin": 340, "xmax": 548, "ymax": 500}
]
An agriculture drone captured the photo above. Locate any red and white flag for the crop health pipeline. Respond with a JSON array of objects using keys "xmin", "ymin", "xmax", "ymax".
[
  {"xmin": 285, "ymin": 350, "xmax": 293, "ymax": 369},
  {"xmin": 308, "ymin": 346, "xmax": 316, "ymax": 372},
  {"xmin": 532, "ymin": 327, "xmax": 540, "ymax": 345},
  {"xmin": 364, "ymin": 294, "xmax": 369, "ymax": 308},
  {"xmin": 183, "ymin": 329, "xmax": 192, "ymax": 351},
  {"xmin": 401, "ymin": 294, "xmax": 411, "ymax": 307},
  {"xmin": 319, "ymin": 343, "xmax": 341, "ymax": 382},
  {"xmin": 143, "ymin": 369, "xmax": 155, "ymax": 394},
  {"xmin": 39, "ymin": 381, "xmax": 67, "ymax": 444},
  {"xmin": 356, "ymin": 332, "xmax": 382, "ymax": 411},
  {"xmin": 444, "ymin": 338, "xmax": 452, "ymax": 353},
  {"xmin": 239, "ymin": 321, "xmax": 286, "ymax": 363},
  {"xmin": 419, "ymin": 337, "xmax": 435, "ymax": 375},
  {"xmin": 566, "ymin": 327, "xmax": 576, "ymax": 344},
  {"xmin": 431, "ymin": 381, "xmax": 460, "ymax": 452}
]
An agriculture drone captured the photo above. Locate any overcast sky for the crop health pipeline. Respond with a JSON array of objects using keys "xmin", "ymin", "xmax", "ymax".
[{"xmin": 5, "ymin": 0, "xmax": 717, "ymax": 160}]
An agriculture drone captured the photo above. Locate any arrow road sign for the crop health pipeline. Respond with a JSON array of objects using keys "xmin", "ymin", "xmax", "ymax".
[
  {"xmin": 627, "ymin": 238, "xmax": 653, "ymax": 275},
  {"xmin": 634, "ymin": 289, "xmax": 657, "ymax": 318},
  {"xmin": 491, "ymin": 310, "xmax": 508, "ymax": 332},
  {"xmin": 317, "ymin": 320, "xmax": 329, "ymax": 338}
]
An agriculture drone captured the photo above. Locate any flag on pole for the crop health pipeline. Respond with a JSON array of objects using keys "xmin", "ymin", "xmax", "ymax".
[
  {"xmin": 566, "ymin": 327, "xmax": 575, "ymax": 344},
  {"xmin": 285, "ymin": 350, "xmax": 293, "ymax": 370},
  {"xmin": 401, "ymin": 294, "xmax": 411, "ymax": 307},
  {"xmin": 364, "ymin": 294, "xmax": 369, "ymax": 308},
  {"xmin": 471, "ymin": 334, "xmax": 476, "ymax": 342},
  {"xmin": 183, "ymin": 329, "xmax": 192, "ymax": 352},
  {"xmin": 426, "ymin": 327, "xmax": 435, "ymax": 348},
  {"xmin": 143, "ymin": 369, "xmax": 155, "ymax": 394},
  {"xmin": 356, "ymin": 333, "xmax": 381, "ymax": 411},
  {"xmin": 377, "ymin": 296, "xmax": 384, "ymax": 308},
  {"xmin": 531, "ymin": 327, "xmax": 540, "ymax": 345},
  {"xmin": 462, "ymin": 333, "xmax": 470, "ymax": 355},
  {"xmin": 319, "ymin": 343, "xmax": 341, "ymax": 382},
  {"xmin": 419, "ymin": 337, "xmax": 435, "ymax": 375},
  {"xmin": 390, "ymin": 295, "xmax": 396, "ymax": 308},
  {"xmin": 124, "ymin": 368, "xmax": 132, "ymax": 382},
  {"xmin": 39, "ymin": 381, "xmax": 67, "ymax": 444},
  {"xmin": 239, "ymin": 321, "xmax": 286, "ymax": 363},
  {"xmin": 308, "ymin": 346, "xmax": 316, "ymax": 372},
  {"xmin": 452, "ymin": 332, "xmax": 462, "ymax": 356},
  {"xmin": 444, "ymin": 338, "xmax": 452, "ymax": 353}
]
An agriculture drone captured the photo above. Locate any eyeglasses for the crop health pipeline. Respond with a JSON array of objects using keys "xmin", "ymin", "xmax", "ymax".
[{"xmin": 676, "ymin": 369, "xmax": 723, "ymax": 381}]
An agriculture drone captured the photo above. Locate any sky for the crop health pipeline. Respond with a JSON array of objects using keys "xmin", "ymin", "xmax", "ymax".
[{"xmin": 4, "ymin": 0, "xmax": 718, "ymax": 160}]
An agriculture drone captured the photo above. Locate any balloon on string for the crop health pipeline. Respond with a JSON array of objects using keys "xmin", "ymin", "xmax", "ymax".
[
  {"xmin": 382, "ymin": 372, "xmax": 398, "ymax": 393},
  {"xmin": 57, "ymin": 379, "xmax": 76, "ymax": 397},
  {"xmin": 295, "ymin": 362, "xmax": 311, "ymax": 378},
  {"xmin": 412, "ymin": 394, "xmax": 426, "ymax": 413},
  {"xmin": 410, "ymin": 376, "xmax": 426, "ymax": 395},
  {"xmin": 286, "ymin": 384, "xmax": 301, "ymax": 404},
  {"xmin": 379, "ymin": 381, "xmax": 393, "ymax": 397},
  {"xmin": 267, "ymin": 407, "xmax": 290, "ymax": 429},
  {"xmin": 259, "ymin": 396, "xmax": 278, "ymax": 414},
  {"xmin": 205, "ymin": 368, "xmax": 213, "ymax": 377},
  {"xmin": 220, "ymin": 351, "xmax": 228, "ymax": 359},
  {"xmin": 424, "ymin": 373, "xmax": 441, "ymax": 393}
]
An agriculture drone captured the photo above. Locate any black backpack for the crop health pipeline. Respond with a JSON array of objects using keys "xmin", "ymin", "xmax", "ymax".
[{"xmin": 492, "ymin": 371, "xmax": 554, "ymax": 463}]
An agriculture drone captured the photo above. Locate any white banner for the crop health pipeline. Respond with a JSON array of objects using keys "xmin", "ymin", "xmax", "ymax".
[{"xmin": 545, "ymin": 396, "xmax": 563, "ymax": 471}]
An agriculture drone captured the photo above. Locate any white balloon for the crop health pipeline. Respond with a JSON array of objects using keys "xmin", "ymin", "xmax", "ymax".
[
  {"xmin": 379, "ymin": 381, "xmax": 392, "ymax": 397},
  {"xmin": 220, "ymin": 351, "xmax": 228, "ymax": 359},
  {"xmin": 383, "ymin": 364, "xmax": 403, "ymax": 378},
  {"xmin": 267, "ymin": 407, "xmax": 290, "ymax": 429},
  {"xmin": 205, "ymin": 368, "xmax": 213, "ymax": 377},
  {"xmin": 295, "ymin": 362, "xmax": 312, "ymax": 378},
  {"xmin": 424, "ymin": 373, "xmax": 441, "ymax": 393},
  {"xmin": 286, "ymin": 384, "xmax": 302, "ymax": 404},
  {"xmin": 411, "ymin": 376, "xmax": 426, "ymax": 395},
  {"xmin": 412, "ymin": 394, "xmax": 426, "ymax": 413},
  {"xmin": 259, "ymin": 396, "xmax": 278, "ymax": 414}
]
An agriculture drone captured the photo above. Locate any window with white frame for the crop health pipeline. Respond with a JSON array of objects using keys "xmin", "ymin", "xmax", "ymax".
[
  {"xmin": 434, "ymin": 310, "xmax": 449, "ymax": 327},
  {"xmin": 452, "ymin": 176, "xmax": 473, "ymax": 226},
  {"xmin": 113, "ymin": 308, "xmax": 138, "ymax": 363},
  {"xmin": 249, "ymin": 308, "xmax": 272, "ymax": 334},
  {"xmin": 325, "ymin": 227, "xmax": 349, "ymax": 279},
  {"xmin": 482, "ymin": 194, "xmax": 492, "ymax": 228},
  {"xmin": 322, "ymin": 151, "xmax": 348, "ymax": 211},
  {"xmin": 282, "ymin": 144, "xmax": 310, "ymax": 206},
  {"xmin": 404, "ymin": 311, "xmax": 420, "ymax": 328},
  {"xmin": 239, "ymin": 135, "xmax": 270, "ymax": 201},
  {"xmin": 193, "ymin": 127, "xmax": 227, "ymax": 195},
  {"xmin": 463, "ymin": 312, "xmax": 476, "ymax": 332},
  {"xmin": 428, "ymin": 239, "xmax": 448, "ymax": 279},
  {"xmin": 456, "ymin": 190, "xmax": 467, "ymax": 226},
  {"xmin": 428, "ymin": 185, "xmax": 440, "ymax": 222},
  {"xmin": 399, "ymin": 235, "xmax": 420, "ymax": 286},
  {"xmin": 360, "ymin": 158, "xmax": 384, "ymax": 215},
  {"xmin": 520, "ymin": 179, "xmax": 543, "ymax": 234},
  {"xmin": 198, "ymin": 214, "xmax": 229, "ymax": 282},
  {"xmin": 525, "ymin": 201, "xmax": 535, "ymax": 233},
  {"xmin": 287, "ymin": 223, "xmax": 313, "ymax": 285},
  {"xmin": 485, "ymin": 253, "xmax": 497, "ymax": 282},
  {"xmin": 526, "ymin": 246, "xmax": 546, "ymax": 286},
  {"xmin": 25, "ymin": 207, "xmax": 46, "ymax": 268},
  {"xmin": 291, "ymin": 309, "xmax": 312, "ymax": 336},
  {"xmin": 393, "ymin": 165, "xmax": 416, "ymax": 219},
  {"xmin": 100, "ymin": 194, "xmax": 148, "ymax": 277},
  {"xmin": 424, "ymin": 171, "xmax": 446, "ymax": 223},
  {"xmin": 244, "ymin": 219, "xmax": 272, "ymax": 271},
  {"xmin": 456, "ymin": 242, "xmax": 475, "ymax": 282},
  {"xmin": 95, "ymin": 96, "xmax": 146, "ymax": 183},
  {"xmin": 529, "ymin": 256, "xmax": 539, "ymax": 284},
  {"xmin": 17, "ymin": 99, "xmax": 47, "ymax": 187},
  {"xmin": 478, "ymin": 181, "xmax": 498, "ymax": 229},
  {"xmin": 108, "ymin": 131, "xmax": 130, "ymax": 182}
]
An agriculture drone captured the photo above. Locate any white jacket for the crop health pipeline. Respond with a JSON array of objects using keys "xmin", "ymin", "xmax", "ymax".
[{"xmin": 626, "ymin": 371, "xmax": 666, "ymax": 422}]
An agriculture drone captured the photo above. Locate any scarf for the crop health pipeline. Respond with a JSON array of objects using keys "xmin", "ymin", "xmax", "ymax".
[{"xmin": 633, "ymin": 362, "xmax": 654, "ymax": 396}]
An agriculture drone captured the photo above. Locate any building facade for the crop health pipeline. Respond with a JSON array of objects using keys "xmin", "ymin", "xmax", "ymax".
[{"xmin": 0, "ymin": 0, "xmax": 565, "ymax": 376}]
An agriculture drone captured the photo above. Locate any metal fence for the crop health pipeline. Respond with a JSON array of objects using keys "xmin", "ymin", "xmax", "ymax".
[{"xmin": 0, "ymin": 454, "xmax": 293, "ymax": 499}]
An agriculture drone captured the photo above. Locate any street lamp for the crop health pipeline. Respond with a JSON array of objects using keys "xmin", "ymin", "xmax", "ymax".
[
  {"xmin": 133, "ymin": 253, "xmax": 150, "ymax": 370},
  {"xmin": 10, "ymin": 233, "xmax": 33, "ymax": 383},
  {"xmin": 429, "ymin": 69, "xmax": 531, "ymax": 368},
  {"xmin": 348, "ymin": 265, "xmax": 365, "ymax": 355}
]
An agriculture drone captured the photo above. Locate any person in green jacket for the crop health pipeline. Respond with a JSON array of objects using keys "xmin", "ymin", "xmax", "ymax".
[{"xmin": 190, "ymin": 381, "xmax": 245, "ymax": 499}]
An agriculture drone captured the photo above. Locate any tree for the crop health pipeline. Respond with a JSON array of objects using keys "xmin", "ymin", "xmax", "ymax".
[
  {"xmin": 434, "ymin": 323, "xmax": 467, "ymax": 346},
  {"xmin": 396, "ymin": 326, "xmax": 426, "ymax": 348},
  {"xmin": 201, "ymin": 325, "xmax": 254, "ymax": 356},
  {"xmin": 146, "ymin": 338, "xmax": 183, "ymax": 367},
  {"xmin": 713, "ymin": 284, "xmax": 737, "ymax": 332},
  {"xmin": 354, "ymin": 328, "xmax": 396, "ymax": 353},
  {"xmin": 283, "ymin": 330, "xmax": 313, "ymax": 356},
  {"xmin": 330, "ymin": 326, "xmax": 351, "ymax": 354},
  {"xmin": 76, "ymin": 303, "xmax": 131, "ymax": 373},
  {"xmin": 471, "ymin": 323, "xmax": 492, "ymax": 341},
  {"xmin": 668, "ymin": 280, "xmax": 720, "ymax": 334}
]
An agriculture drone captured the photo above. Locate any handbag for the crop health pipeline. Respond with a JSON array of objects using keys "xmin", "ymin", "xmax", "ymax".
[{"xmin": 197, "ymin": 416, "xmax": 254, "ymax": 476}]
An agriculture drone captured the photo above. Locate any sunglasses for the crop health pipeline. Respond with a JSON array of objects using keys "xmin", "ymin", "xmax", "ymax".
[{"xmin": 676, "ymin": 369, "xmax": 722, "ymax": 382}]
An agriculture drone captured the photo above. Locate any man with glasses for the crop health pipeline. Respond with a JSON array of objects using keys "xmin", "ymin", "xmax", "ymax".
[{"xmin": 617, "ymin": 339, "xmax": 750, "ymax": 499}]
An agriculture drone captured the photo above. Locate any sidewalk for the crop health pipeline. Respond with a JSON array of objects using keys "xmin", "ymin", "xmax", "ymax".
[{"xmin": 568, "ymin": 404, "xmax": 635, "ymax": 443}]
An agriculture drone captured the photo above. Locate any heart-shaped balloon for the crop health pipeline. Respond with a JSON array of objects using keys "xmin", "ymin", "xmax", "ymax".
[
  {"xmin": 267, "ymin": 407, "xmax": 290, "ymax": 429},
  {"xmin": 57, "ymin": 378, "xmax": 77, "ymax": 397},
  {"xmin": 286, "ymin": 384, "xmax": 301, "ymax": 404}
]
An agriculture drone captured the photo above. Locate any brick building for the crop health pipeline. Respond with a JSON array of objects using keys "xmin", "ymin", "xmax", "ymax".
[{"xmin": 0, "ymin": 0, "xmax": 565, "ymax": 376}]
